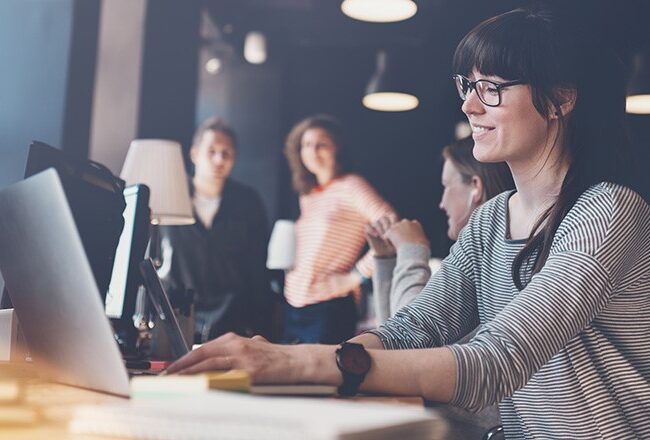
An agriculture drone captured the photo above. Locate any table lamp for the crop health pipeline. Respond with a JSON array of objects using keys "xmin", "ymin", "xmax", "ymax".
[
  {"xmin": 120, "ymin": 139, "xmax": 195, "ymax": 356},
  {"xmin": 120, "ymin": 139, "xmax": 195, "ymax": 226}
]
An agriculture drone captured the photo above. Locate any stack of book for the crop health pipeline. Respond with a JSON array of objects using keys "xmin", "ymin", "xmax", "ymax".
[{"xmin": 70, "ymin": 388, "xmax": 445, "ymax": 440}]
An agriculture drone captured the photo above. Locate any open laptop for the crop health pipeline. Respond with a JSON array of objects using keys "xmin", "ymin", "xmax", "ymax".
[
  {"xmin": 0, "ymin": 169, "xmax": 181, "ymax": 397},
  {"xmin": 0, "ymin": 170, "xmax": 336, "ymax": 398}
]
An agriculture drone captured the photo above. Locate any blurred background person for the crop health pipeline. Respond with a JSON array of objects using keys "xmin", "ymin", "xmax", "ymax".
[
  {"xmin": 159, "ymin": 117, "xmax": 271, "ymax": 343},
  {"xmin": 282, "ymin": 114, "xmax": 396, "ymax": 344},
  {"xmin": 368, "ymin": 136, "xmax": 514, "ymax": 323}
]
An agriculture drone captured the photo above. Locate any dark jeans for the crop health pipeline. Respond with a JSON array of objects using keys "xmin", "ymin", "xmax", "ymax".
[{"xmin": 283, "ymin": 295, "xmax": 357, "ymax": 344}]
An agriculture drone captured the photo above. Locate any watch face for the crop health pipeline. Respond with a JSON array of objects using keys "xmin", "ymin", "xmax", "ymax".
[{"xmin": 339, "ymin": 343, "xmax": 371, "ymax": 376}]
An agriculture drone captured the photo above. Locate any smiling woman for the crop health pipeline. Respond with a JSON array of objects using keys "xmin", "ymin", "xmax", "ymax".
[{"xmin": 167, "ymin": 7, "xmax": 649, "ymax": 439}]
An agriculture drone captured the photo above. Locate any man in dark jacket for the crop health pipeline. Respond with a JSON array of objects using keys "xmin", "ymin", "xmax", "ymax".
[{"xmin": 159, "ymin": 117, "xmax": 271, "ymax": 343}]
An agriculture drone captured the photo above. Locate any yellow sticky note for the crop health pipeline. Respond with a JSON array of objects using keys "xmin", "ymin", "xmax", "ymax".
[{"xmin": 130, "ymin": 370, "xmax": 251, "ymax": 396}]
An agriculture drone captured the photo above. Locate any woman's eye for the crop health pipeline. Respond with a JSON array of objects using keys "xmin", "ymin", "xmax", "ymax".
[{"xmin": 486, "ymin": 86, "xmax": 499, "ymax": 95}]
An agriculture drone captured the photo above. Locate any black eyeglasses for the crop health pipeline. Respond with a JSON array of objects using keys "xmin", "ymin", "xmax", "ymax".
[{"xmin": 452, "ymin": 74, "xmax": 525, "ymax": 107}]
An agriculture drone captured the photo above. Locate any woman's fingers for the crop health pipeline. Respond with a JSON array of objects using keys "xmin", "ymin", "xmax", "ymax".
[
  {"xmin": 377, "ymin": 216, "xmax": 393, "ymax": 235},
  {"xmin": 385, "ymin": 219, "xmax": 429, "ymax": 248},
  {"xmin": 166, "ymin": 333, "xmax": 237, "ymax": 374},
  {"xmin": 175, "ymin": 356, "xmax": 233, "ymax": 375},
  {"xmin": 166, "ymin": 345, "xmax": 210, "ymax": 374},
  {"xmin": 366, "ymin": 223, "xmax": 381, "ymax": 238}
]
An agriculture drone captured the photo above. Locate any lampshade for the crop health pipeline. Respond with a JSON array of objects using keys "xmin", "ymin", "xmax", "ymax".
[
  {"xmin": 341, "ymin": 0, "xmax": 417, "ymax": 23},
  {"xmin": 363, "ymin": 51, "xmax": 419, "ymax": 112},
  {"xmin": 626, "ymin": 53, "xmax": 650, "ymax": 115},
  {"xmin": 120, "ymin": 139, "xmax": 195, "ymax": 225}
]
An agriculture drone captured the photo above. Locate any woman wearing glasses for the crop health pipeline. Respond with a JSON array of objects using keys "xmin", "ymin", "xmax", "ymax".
[{"xmin": 168, "ymin": 7, "xmax": 649, "ymax": 438}]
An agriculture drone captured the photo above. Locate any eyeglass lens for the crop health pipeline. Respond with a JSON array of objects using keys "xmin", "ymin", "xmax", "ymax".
[{"xmin": 454, "ymin": 76, "xmax": 500, "ymax": 107}]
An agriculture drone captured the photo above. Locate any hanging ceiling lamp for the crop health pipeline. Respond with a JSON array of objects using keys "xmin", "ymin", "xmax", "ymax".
[
  {"xmin": 627, "ymin": 53, "xmax": 650, "ymax": 114},
  {"xmin": 341, "ymin": 0, "xmax": 417, "ymax": 23},
  {"xmin": 363, "ymin": 51, "xmax": 419, "ymax": 112}
]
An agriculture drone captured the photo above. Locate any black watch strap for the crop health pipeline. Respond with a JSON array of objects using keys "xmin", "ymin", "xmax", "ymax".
[
  {"xmin": 335, "ymin": 342, "xmax": 371, "ymax": 397},
  {"xmin": 337, "ymin": 374, "xmax": 364, "ymax": 396}
]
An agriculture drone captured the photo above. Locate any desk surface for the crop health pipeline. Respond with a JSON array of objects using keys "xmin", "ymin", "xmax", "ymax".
[{"xmin": 0, "ymin": 364, "xmax": 489, "ymax": 440}]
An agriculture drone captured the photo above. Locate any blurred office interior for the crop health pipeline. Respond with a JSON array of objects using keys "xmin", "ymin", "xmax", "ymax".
[{"xmin": 0, "ymin": 0, "xmax": 648, "ymax": 259}]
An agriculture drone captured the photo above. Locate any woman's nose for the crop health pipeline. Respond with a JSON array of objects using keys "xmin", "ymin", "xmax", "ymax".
[
  {"xmin": 461, "ymin": 88, "xmax": 484, "ymax": 116},
  {"xmin": 212, "ymin": 152, "xmax": 226, "ymax": 163}
]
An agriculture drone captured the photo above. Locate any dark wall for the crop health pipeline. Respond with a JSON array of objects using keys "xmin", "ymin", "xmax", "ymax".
[
  {"xmin": 627, "ymin": 115, "xmax": 650, "ymax": 202},
  {"xmin": 0, "ymin": 0, "xmax": 73, "ymax": 188},
  {"xmin": 0, "ymin": 0, "xmax": 100, "ymax": 189},
  {"xmin": 61, "ymin": 0, "xmax": 101, "ymax": 159},
  {"xmin": 138, "ymin": 0, "xmax": 201, "ymax": 151},
  {"xmin": 278, "ymin": 45, "xmax": 454, "ymax": 256},
  {"xmin": 195, "ymin": 43, "xmax": 456, "ymax": 254},
  {"xmin": 197, "ymin": 55, "xmax": 283, "ymax": 227}
]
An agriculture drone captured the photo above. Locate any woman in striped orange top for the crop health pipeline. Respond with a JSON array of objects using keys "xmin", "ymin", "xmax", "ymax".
[{"xmin": 282, "ymin": 114, "xmax": 396, "ymax": 344}]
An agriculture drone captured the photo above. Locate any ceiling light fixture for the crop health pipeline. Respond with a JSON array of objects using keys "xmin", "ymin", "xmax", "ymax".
[
  {"xmin": 363, "ymin": 51, "xmax": 419, "ymax": 112},
  {"xmin": 205, "ymin": 57, "xmax": 222, "ymax": 75},
  {"xmin": 341, "ymin": 0, "xmax": 417, "ymax": 23},
  {"xmin": 627, "ymin": 53, "xmax": 650, "ymax": 114}
]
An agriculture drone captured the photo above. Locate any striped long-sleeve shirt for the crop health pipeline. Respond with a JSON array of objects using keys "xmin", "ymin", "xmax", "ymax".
[
  {"xmin": 284, "ymin": 174, "xmax": 395, "ymax": 308},
  {"xmin": 371, "ymin": 182, "xmax": 650, "ymax": 439}
]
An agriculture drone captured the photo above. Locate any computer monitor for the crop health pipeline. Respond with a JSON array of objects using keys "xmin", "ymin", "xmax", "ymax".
[
  {"xmin": 23, "ymin": 141, "xmax": 126, "ymax": 301},
  {"xmin": 105, "ymin": 185, "xmax": 150, "ymax": 353},
  {"xmin": 1, "ymin": 141, "xmax": 126, "ymax": 310},
  {"xmin": 105, "ymin": 185, "xmax": 150, "ymax": 320}
]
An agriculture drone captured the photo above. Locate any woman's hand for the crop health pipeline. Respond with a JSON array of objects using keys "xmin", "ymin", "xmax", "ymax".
[
  {"xmin": 311, "ymin": 271, "xmax": 362, "ymax": 300},
  {"xmin": 385, "ymin": 219, "xmax": 430, "ymax": 250},
  {"xmin": 165, "ymin": 333, "xmax": 299, "ymax": 383},
  {"xmin": 366, "ymin": 215, "xmax": 398, "ymax": 258}
]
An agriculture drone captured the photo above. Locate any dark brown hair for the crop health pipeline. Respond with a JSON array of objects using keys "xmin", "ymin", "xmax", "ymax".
[
  {"xmin": 442, "ymin": 136, "xmax": 514, "ymax": 203},
  {"xmin": 192, "ymin": 116, "xmax": 238, "ymax": 149},
  {"xmin": 284, "ymin": 114, "xmax": 354, "ymax": 194},
  {"xmin": 454, "ymin": 7, "xmax": 634, "ymax": 289}
]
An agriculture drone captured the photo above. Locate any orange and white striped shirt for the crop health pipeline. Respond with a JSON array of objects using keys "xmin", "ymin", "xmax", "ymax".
[{"xmin": 284, "ymin": 174, "xmax": 395, "ymax": 307}]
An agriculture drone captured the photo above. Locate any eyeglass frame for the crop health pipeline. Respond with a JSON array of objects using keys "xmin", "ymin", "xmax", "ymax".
[{"xmin": 452, "ymin": 74, "xmax": 526, "ymax": 107}]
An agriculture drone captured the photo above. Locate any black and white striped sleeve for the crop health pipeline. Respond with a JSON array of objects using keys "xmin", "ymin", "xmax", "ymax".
[
  {"xmin": 448, "ymin": 185, "xmax": 650, "ymax": 411},
  {"xmin": 369, "ymin": 219, "xmax": 480, "ymax": 349}
]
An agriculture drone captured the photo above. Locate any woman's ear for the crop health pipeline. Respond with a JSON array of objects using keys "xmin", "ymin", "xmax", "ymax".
[
  {"xmin": 550, "ymin": 88, "xmax": 577, "ymax": 119},
  {"xmin": 470, "ymin": 175, "xmax": 484, "ymax": 205},
  {"xmin": 189, "ymin": 146, "xmax": 198, "ymax": 166}
]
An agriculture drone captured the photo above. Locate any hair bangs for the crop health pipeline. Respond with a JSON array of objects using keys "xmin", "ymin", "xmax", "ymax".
[{"xmin": 453, "ymin": 9, "xmax": 540, "ymax": 82}]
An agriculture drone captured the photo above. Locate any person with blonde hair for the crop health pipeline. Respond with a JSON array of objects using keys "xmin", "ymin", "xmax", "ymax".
[{"xmin": 368, "ymin": 136, "xmax": 514, "ymax": 323}]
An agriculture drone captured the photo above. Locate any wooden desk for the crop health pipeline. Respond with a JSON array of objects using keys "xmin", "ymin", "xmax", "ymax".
[{"xmin": 0, "ymin": 365, "xmax": 487, "ymax": 439}]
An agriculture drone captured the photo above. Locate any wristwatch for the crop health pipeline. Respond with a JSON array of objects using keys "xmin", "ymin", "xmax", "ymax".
[{"xmin": 335, "ymin": 342, "xmax": 371, "ymax": 396}]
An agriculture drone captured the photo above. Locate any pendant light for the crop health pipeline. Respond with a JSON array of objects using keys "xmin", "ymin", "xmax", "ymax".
[
  {"xmin": 627, "ymin": 53, "xmax": 650, "ymax": 114},
  {"xmin": 363, "ymin": 51, "xmax": 419, "ymax": 112},
  {"xmin": 341, "ymin": 0, "xmax": 417, "ymax": 23}
]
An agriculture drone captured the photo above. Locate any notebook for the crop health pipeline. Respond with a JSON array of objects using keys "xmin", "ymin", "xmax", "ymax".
[{"xmin": 70, "ymin": 391, "xmax": 444, "ymax": 440}]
